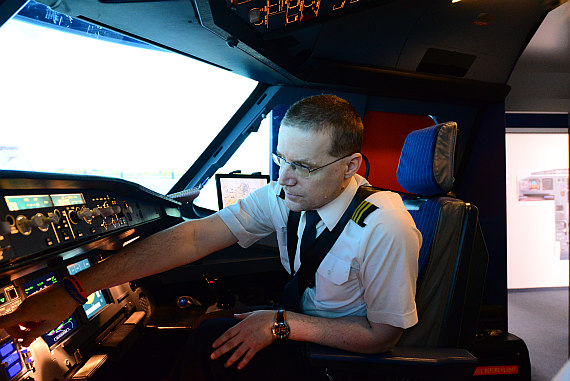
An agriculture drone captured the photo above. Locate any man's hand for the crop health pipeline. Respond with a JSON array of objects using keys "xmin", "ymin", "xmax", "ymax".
[
  {"xmin": 0, "ymin": 285, "xmax": 79, "ymax": 347},
  {"xmin": 210, "ymin": 310, "xmax": 276, "ymax": 370}
]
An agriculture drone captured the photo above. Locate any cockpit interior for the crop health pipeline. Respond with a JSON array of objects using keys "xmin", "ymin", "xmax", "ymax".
[{"xmin": 0, "ymin": 0, "xmax": 568, "ymax": 380}]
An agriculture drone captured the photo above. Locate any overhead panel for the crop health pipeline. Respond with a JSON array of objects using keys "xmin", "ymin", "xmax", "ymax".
[
  {"xmin": 397, "ymin": 0, "xmax": 549, "ymax": 83},
  {"xmin": 17, "ymin": 0, "xmax": 555, "ymax": 95},
  {"xmin": 32, "ymin": 0, "xmax": 295, "ymax": 84}
]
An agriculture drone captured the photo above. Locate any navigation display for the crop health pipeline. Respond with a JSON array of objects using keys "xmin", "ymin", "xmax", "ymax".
[
  {"xmin": 23, "ymin": 273, "xmax": 58, "ymax": 296},
  {"xmin": 42, "ymin": 315, "xmax": 80, "ymax": 348},
  {"xmin": 4, "ymin": 195, "xmax": 53, "ymax": 211},
  {"xmin": 51, "ymin": 193, "xmax": 85, "ymax": 207},
  {"xmin": 67, "ymin": 259, "xmax": 108, "ymax": 319},
  {"xmin": 23, "ymin": 273, "xmax": 80, "ymax": 346}
]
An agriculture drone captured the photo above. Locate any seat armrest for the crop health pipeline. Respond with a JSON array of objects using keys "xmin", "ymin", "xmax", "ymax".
[{"xmin": 307, "ymin": 344, "xmax": 477, "ymax": 380}]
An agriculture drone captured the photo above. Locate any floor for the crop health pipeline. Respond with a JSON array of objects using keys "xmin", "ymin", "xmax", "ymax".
[{"xmin": 508, "ymin": 288, "xmax": 569, "ymax": 381}]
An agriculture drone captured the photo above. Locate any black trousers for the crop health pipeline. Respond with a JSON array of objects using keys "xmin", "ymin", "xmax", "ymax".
[{"xmin": 169, "ymin": 317, "xmax": 329, "ymax": 381}]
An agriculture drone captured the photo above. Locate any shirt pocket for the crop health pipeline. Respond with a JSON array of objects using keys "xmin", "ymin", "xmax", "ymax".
[{"xmin": 315, "ymin": 255, "xmax": 355, "ymax": 302}]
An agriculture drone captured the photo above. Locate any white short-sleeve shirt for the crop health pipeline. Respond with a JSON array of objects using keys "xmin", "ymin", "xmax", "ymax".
[{"xmin": 217, "ymin": 174, "xmax": 421, "ymax": 329}]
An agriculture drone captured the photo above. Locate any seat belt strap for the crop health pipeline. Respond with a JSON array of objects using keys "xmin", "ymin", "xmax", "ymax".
[{"xmin": 282, "ymin": 185, "xmax": 380, "ymax": 312}]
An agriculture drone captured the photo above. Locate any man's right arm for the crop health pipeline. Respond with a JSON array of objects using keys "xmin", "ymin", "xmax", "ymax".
[{"xmin": 0, "ymin": 214, "xmax": 238, "ymax": 346}]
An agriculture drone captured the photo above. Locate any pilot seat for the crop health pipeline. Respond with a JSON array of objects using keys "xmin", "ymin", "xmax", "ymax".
[{"xmin": 308, "ymin": 121, "xmax": 490, "ymax": 380}]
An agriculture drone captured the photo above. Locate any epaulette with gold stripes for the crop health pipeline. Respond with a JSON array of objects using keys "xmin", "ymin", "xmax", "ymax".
[{"xmin": 351, "ymin": 200, "xmax": 378, "ymax": 227}]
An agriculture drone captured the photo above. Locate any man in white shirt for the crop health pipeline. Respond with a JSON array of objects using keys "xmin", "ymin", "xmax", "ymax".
[{"xmin": 0, "ymin": 95, "xmax": 421, "ymax": 380}]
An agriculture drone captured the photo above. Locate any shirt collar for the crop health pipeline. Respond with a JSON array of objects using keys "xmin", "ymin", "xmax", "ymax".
[{"xmin": 315, "ymin": 175, "xmax": 365, "ymax": 231}]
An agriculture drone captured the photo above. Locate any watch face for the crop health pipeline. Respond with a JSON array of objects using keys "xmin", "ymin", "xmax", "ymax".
[{"xmin": 272, "ymin": 323, "xmax": 290, "ymax": 339}]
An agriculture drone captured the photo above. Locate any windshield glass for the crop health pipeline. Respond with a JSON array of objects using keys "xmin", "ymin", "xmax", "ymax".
[{"xmin": 0, "ymin": 2, "xmax": 258, "ymax": 195}]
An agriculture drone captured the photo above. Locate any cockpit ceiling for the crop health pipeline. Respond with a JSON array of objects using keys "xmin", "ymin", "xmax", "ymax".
[{"xmin": 14, "ymin": 0, "xmax": 561, "ymax": 90}]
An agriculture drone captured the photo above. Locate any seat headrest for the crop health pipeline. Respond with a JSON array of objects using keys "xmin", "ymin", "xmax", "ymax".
[{"xmin": 396, "ymin": 122, "xmax": 457, "ymax": 195}]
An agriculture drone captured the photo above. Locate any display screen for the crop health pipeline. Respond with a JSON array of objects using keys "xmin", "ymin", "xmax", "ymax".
[
  {"xmin": 0, "ymin": 340, "xmax": 23, "ymax": 379},
  {"xmin": 23, "ymin": 273, "xmax": 80, "ymax": 346},
  {"xmin": 4, "ymin": 195, "xmax": 53, "ymax": 211},
  {"xmin": 23, "ymin": 273, "xmax": 58, "ymax": 296},
  {"xmin": 42, "ymin": 315, "xmax": 79, "ymax": 348},
  {"xmin": 216, "ymin": 174, "xmax": 269, "ymax": 210},
  {"xmin": 228, "ymin": 0, "xmax": 372, "ymax": 32},
  {"xmin": 4, "ymin": 193, "xmax": 85, "ymax": 211},
  {"xmin": 67, "ymin": 259, "xmax": 108, "ymax": 319},
  {"xmin": 51, "ymin": 193, "xmax": 85, "ymax": 207}
]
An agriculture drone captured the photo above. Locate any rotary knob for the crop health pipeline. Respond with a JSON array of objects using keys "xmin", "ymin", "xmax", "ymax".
[
  {"xmin": 16, "ymin": 216, "xmax": 32, "ymax": 235},
  {"xmin": 99, "ymin": 207, "xmax": 115, "ymax": 218},
  {"xmin": 112, "ymin": 205, "xmax": 121, "ymax": 215},
  {"xmin": 77, "ymin": 207, "xmax": 93, "ymax": 220},
  {"xmin": 91, "ymin": 207, "xmax": 102, "ymax": 217},
  {"xmin": 30, "ymin": 213, "xmax": 58, "ymax": 232}
]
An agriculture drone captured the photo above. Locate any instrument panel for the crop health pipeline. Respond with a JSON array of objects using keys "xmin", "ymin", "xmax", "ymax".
[
  {"xmin": 0, "ymin": 170, "xmax": 183, "ymax": 381},
  {"xmin": 0, "ymin": 170, "xmax": 182, "ymax": 275},
  {"xmin": 226, "ymin": 0, "xmax": 374, "ymax": 33}
]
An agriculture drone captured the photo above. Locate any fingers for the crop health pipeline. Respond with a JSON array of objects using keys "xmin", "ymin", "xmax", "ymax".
[
  {"xmin": 236, "ymin": 347, "xmax": 257, "ymax": 370},
  {"xmin": 212, "ymin": 325, "xmax": 238, "ymax": 349},
  {"xmin": 233, "ymin": 312, "xmax": 251, "ymax": 320},
  {"xmin": 209, "ymin": 311, "xmax": 275, "ymax": 370},
  {"xmin": 3, "ymin": 320, "xmax": 46, "ymax": 347},
  {"xmin": 213, "ymin": 338, "xmax": 260, "ymax": 370},
  {"xmin": 210, "ymin": 334, "xmax": 240, "ymax": 360},
  {"xmin": 224, "ymin": 342, "xmax": 248, "ymax": 368},
  {"xmin": 20, "ymin": 322, "xmax": 49, "ymax": 347}
]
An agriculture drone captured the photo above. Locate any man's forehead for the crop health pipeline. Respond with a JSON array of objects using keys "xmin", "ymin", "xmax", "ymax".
[{"xmin": 277, "ymin": 125, "xmax": 332, "ymax": 162}]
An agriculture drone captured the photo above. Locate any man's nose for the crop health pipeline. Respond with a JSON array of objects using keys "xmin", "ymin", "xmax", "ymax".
[{"xmin": 277, "ymin": 165, "xmax": 297, "ymax": 186}]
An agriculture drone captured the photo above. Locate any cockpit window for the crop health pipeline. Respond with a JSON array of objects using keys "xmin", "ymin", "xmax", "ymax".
[{"xmin": 0, "ymin": 2, "xmax": 258, "ymax": 195}]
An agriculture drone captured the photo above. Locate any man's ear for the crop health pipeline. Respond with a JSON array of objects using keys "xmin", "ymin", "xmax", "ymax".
[{"xmin": 345, "ymin": 153, "xmax": 362, "ymax": 178}]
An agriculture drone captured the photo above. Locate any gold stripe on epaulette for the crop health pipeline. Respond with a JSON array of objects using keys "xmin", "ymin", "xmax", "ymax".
[{"xmin": 352, "ymin": 201, "xmax": 373, "ymax": 224}]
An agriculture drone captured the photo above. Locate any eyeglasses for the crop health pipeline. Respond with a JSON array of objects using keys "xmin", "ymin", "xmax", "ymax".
[{"xmin": 272, "ymin": 153, "xmax": 352, "ymax": 178}]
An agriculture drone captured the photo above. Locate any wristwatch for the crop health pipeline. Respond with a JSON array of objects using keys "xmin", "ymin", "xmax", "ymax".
[{"xmin": 271, "ymin": 309, "xmax": 290, "ymax": 340}]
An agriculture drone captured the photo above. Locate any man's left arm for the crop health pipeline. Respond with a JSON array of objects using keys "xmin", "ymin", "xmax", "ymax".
[{"xmin": 211, "ymin": 311, "xmax": 401, "ymax": 370}]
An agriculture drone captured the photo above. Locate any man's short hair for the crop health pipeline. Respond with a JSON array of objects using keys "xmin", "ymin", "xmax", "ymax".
[{"xmin": 282, "ymin": 94, "xmax": 363, "ymax": 157}]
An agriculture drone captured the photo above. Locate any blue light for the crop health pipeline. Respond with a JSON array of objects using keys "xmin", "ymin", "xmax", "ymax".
[
  {"xmin": 7, "ymin": 361, "xmax": 22, "ymax": 378},
  {"xmin": 0, "ymin": 342, "xmax": 14, "ymax": 358}
]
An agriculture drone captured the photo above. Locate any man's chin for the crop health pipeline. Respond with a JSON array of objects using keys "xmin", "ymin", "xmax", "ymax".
[{"xmin": 285, "ymin": 198, "xmax": 306, "ymax": 212}]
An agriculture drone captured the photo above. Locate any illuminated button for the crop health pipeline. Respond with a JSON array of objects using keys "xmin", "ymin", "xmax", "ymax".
[
  {"xmin": 0, "ymin": 292, "xmax": 6, "ymax": 305},
  {"xmin": 90, "ymin": 227, "xmax": 97, "ymax": 234},
  {"xmin": 77, "ymin": 231, "xmax": 84, "ymax": 237},
  {"xmin": 45, "ymin": 238, "xmax": 54, "ymax": 246},
  {"xmin": 8, "ymin": 289, "xmax": 17, "ymax": 299}
]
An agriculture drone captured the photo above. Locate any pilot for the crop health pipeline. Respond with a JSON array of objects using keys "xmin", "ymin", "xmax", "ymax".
[{"xmin": 0, "ymin": 95, "xmax": 421, "ymax": 381}]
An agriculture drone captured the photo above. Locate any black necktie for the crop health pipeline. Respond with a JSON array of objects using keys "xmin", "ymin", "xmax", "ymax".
[
  {"xmin": 281, "ymin": 210, "xmax": 321, "ymax": 312},
  {"xmin": 300, "ymin": 210, "xmax": 320, "ymax": 261}
]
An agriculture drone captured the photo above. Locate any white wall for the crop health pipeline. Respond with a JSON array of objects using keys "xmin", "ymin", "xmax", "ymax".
[{"xmin": 506, "ymin": 133, "xmax": 569, "ymax": 289}]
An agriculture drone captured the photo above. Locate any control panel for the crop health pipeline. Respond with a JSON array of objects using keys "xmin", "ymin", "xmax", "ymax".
[{"xmin": 0, "ymin": 171, "xmax": 182, "ymax": 270}]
